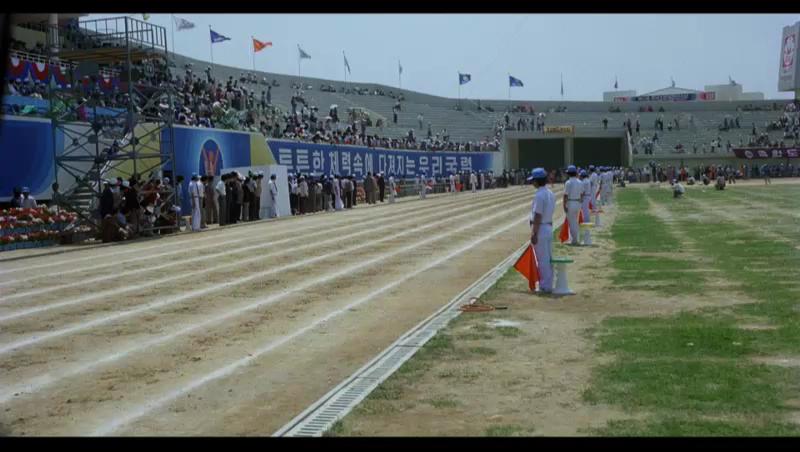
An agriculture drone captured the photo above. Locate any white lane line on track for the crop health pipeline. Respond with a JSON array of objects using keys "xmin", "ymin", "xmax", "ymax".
[
  {"xmin": 0, "ymin": 189, "xmax": 515, "ymax": 301},
  {"xmin": 0, "ymin": 189, "xmax": 508, "ymax": 286},
  {"xmin": 0, "ymin": 192, "xmax": 532, "ymax": 358},
  {"xmin": 90, "ymin": 213, "xmax": 530, "ymax": 436},
  {"xmin": 0, "ymin": 189, "xmax": 504, "ymax": 277},
  {"xmin": 0, "ymin": 191, "xmax": 523, "ymax": 321},
  {"xmin": 0, "ymin": 199, "xmax": 533, "ymax": 406}
]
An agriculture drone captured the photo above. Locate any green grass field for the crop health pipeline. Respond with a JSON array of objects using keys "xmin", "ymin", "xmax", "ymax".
[
  {"xmin": 585, "ymin": 184, "xmax": 800, "ymax": 436},
  {"xmin": 328, "ymin": 183, "xmax": 800, "ymax": 437}
]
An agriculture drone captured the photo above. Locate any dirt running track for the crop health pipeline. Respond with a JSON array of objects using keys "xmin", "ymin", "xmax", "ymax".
[{"xmin": 0, "ymin": 186, "xmax": 541, "ymax": 436}]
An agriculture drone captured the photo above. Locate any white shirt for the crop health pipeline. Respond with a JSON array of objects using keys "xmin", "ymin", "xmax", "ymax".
[
  {"xmin": 189, "ymin": 181, "xmax": 202, "ymax": 200},
  {"xmin": 564, "ymin": 177, "xmax": 584, "ymax": 202},
  {"xmin": 589, "ymin": 172, "xmax": 599, "ymax": 195},
  {"xmin": 269, "ymin": 180, "xmax": 278, "ymax": 199},
  {"xmin": 215, "ymin": 180, "xmax": 226, "ymax": 196},
  {"xmin": 531, "ymin": 186, "xmax": 555, "ymax": 225},
  {"xmin": 21, "ymin": 196, "xmax": 37, "ymax": 208},
  {"xmin": 580, "ymin": 178, "xmax": 592, "ymax": 204}
]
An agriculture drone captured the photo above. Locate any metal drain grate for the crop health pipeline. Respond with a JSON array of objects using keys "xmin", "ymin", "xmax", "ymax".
[{"xmin": 274, "ymin": 243, "xmax": 527, "ymax": 437}]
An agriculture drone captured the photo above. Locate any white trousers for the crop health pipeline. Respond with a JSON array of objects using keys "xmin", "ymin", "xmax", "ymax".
[
  {"xmin": 535, "ymin": 224, "xmax": 553, "ymax": 291},
  {"xmin": 471, "ymin": 183, "xmax": 476, "ymax": 193},
  {"xmin": 567, "ymin": 201, "xmax": 581, "ymax": 244},
  {"xmin": 191, "ymin": 201, "xmax": 202, "ymax": 232},
  {"xmin": 581, "ymin": 200, "xmax": 592, "ymax": 244}
]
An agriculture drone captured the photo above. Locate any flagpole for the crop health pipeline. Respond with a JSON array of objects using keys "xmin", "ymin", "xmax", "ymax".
[
  {"xmin": 209, "ymin": 26, "xmax": 214, "ymax": 68},
  {"xmin": 170, "ymin": 14, "xmax": 176, "ymax": 62},
  {"xmin": 251, "ymin": 37, "xmax": 255, "ymax": 71},
  {"xmin": 508, "ymin": 73, "xmax": 510, "ymax": 103},
  {"xmin": 343, "ymin": 51, "xmax": 346, "ymax": 83},
  {"xmin": 458, "ymin": 73, "xmax": 461, "ymax": 109}
]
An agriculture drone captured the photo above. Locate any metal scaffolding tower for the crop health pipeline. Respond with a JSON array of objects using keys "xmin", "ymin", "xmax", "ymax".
[{"xmin": 46, "ymin": 16, "xmax": 177, "ymax": 234}]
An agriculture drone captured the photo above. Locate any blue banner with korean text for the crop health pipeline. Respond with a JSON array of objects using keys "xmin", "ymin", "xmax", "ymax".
[{"xmin": 267, "ymin": 140, "xmax": 494, "ymax": 178}]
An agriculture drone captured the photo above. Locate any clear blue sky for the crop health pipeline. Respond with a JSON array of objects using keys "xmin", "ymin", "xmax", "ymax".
[{"xmin": 90, "ymin": 13, "xmax": 800, "ymax": 101}]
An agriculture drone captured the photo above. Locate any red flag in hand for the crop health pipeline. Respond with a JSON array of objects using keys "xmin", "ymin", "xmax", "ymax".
[
  {"xmin": 514, "ymin": 244, "xmax": 540, "ymax": 292},
  {"xmin": 253, "ymin": 38, "xmax": 272, "ymax": 52},
  {"xmin": 559, "ymin": 217, "xmax": 570, "ymax": 243}
]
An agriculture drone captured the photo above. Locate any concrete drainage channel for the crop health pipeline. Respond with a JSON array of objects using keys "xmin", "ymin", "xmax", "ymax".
[{"xmin": 273, "ymin": 242, "xmax": 528, "ymax": 437}]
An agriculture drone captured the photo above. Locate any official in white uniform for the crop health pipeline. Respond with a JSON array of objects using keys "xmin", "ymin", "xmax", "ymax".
[
  {"xmin": 601, "ymin": 167, "xmax": 613, "ymax": 205},
  {"xmin": 267, "ymin": 174, "xmax": 279, "ymax": 218},
  {"xmin": 449, "ymin": 173, "xmax": 456, "ymax": 194},
  {"xmin": 529, "ymin": 168, "xmax": 555, "ymax": 294},
  {"xmin": 579, "ymin": 170, "xmax": 592, "ymax": 245},
  {"xmin": 418, "ymin": 172, "xmax": 427, "ymax": 200},
  {"xmin": 20, "ymin": 187, "xmax": 37, "ymax": 208},
  {"xmin": 589, "ymin": 165, "xmax": 599, "ymax": 206},
  {"xmin": 189, "ymin": 174, "xmax": 202, "ymax": 232},
  {"xmin": 470, "ymin": 172, "xmax": 477, "ymax": 193},
  {"xmin": 480, "ymin": 172, "xmax": 485, "ymax": 191},
  {"xmin": 563, "ymin": 165, "xmax": 583, "ymax": 246},
  {"xmin": 333, "ymin": 175, "xmax": 344, "ymax": 210},
  {"xmin": 388, "ymin": 174, "xmax": 396, "ymax": 204},
  {"xmin": 591, "ymin": 166, "xmax": 602, "ymax": 226}
]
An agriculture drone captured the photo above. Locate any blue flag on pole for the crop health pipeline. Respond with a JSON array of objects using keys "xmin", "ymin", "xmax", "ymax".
[
  {"xmin": 509, "ymin": 75, "xmax": 524, "ymax": 87},
  {"xmin": 459, "ymin": 73, "xmax": 471, "ymax": 85},
  {"xmin": 210, "ymin": 29, "xmax": 231, "ymax": 44}
]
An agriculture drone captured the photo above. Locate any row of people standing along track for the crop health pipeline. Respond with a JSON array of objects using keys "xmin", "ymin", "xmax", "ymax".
[
  {"xmin": 285, "ymin": 171, "xmax": 498, "ymax": 216},
  {"xmin": 529, "ymin": 165, "xmax": 616, "ymax": 294}
]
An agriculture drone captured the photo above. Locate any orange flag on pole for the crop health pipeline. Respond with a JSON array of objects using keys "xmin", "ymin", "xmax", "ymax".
[
  {"xmin": 514, "ymin": 244, "xmax": 540, "ymax": 292},
  {"xmin": 558, "ymin": 218, "xmax": 570, "ymax": 243},
  {"xmin": 559, "ymin": 210, "xmax": 583, "ymax": 244},
  {"xmin": 253, "ymin": 38, "xmax": 272, "ymax": 52}
]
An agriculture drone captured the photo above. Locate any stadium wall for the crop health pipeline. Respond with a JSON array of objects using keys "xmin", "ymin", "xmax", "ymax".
[{"xmin": 0, "ymin": 117, "xmax": 498, "ymax": 208}]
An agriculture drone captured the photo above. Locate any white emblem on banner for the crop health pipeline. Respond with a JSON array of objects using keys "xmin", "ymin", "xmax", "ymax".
[
  {"xmin": 353, "ymin": 153, "xmax": 364, "ymax": 176},
  {"xmin": 445, "ymin": 156, "xmax": 457, "ymax": 174},
  {"xmin": 405, "ymin": 156, "xmax": 416, "ymax": 175},
  {"xmin": 329, "ymin": 151, "xmax": 339, "ymax": 175},
  {"xmin": 296, "ymin": 149, "xmax": 310, "ymax": 171},
  {"xmin": 364, "ymin": 153, "xmax": 374, "ymax": 174},
  {"xmin": 431, "ymin": 156, "xmax": 442, "ymax": 176},
  {"xmin": 312, "ymin": 150, "xmax": 324, "ymax": 173},
  {"xmin": 278, "ymin": 148, "xmax": 293, "ymax": 166},
  {"xmin": 341, "ymin": 151, "xmax": 352, "ymax": 175},
  {"xmin": 418, "ymin": 156, "xmax": 429, "ymax": 174}
]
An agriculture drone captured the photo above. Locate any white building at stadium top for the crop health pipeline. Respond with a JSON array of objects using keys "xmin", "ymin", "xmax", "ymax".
[{"xmin": 603, "ymin": 81, "xmax": 764, "ymax": 102}]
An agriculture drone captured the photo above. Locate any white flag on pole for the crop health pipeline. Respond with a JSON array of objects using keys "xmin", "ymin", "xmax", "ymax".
[{"xmin": 174, "ymin": 16, "xmax": 196, "ymax": 31}]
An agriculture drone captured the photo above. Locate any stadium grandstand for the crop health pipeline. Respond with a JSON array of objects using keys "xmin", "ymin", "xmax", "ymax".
[{"xmin": 2, "ymin": 15, "xmax": 799, "ymax": 214}]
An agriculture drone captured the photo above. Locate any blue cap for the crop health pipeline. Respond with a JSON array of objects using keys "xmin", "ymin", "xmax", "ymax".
[
  {"xmin": 580, "ymin": 170, "xmax": 588, "ymax": 177},
  {"xmin": 567, "ymin": 165, "xmax": 577, "ymax": 174},
  {"xmin": 527, "ymin": 168, "xmax": 547, "ymax": 181}
]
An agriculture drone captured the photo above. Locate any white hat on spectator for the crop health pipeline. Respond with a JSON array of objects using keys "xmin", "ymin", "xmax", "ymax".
[{"xmin": 122, "ymin": 180, "xmax": 130, "ymax": 188}]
